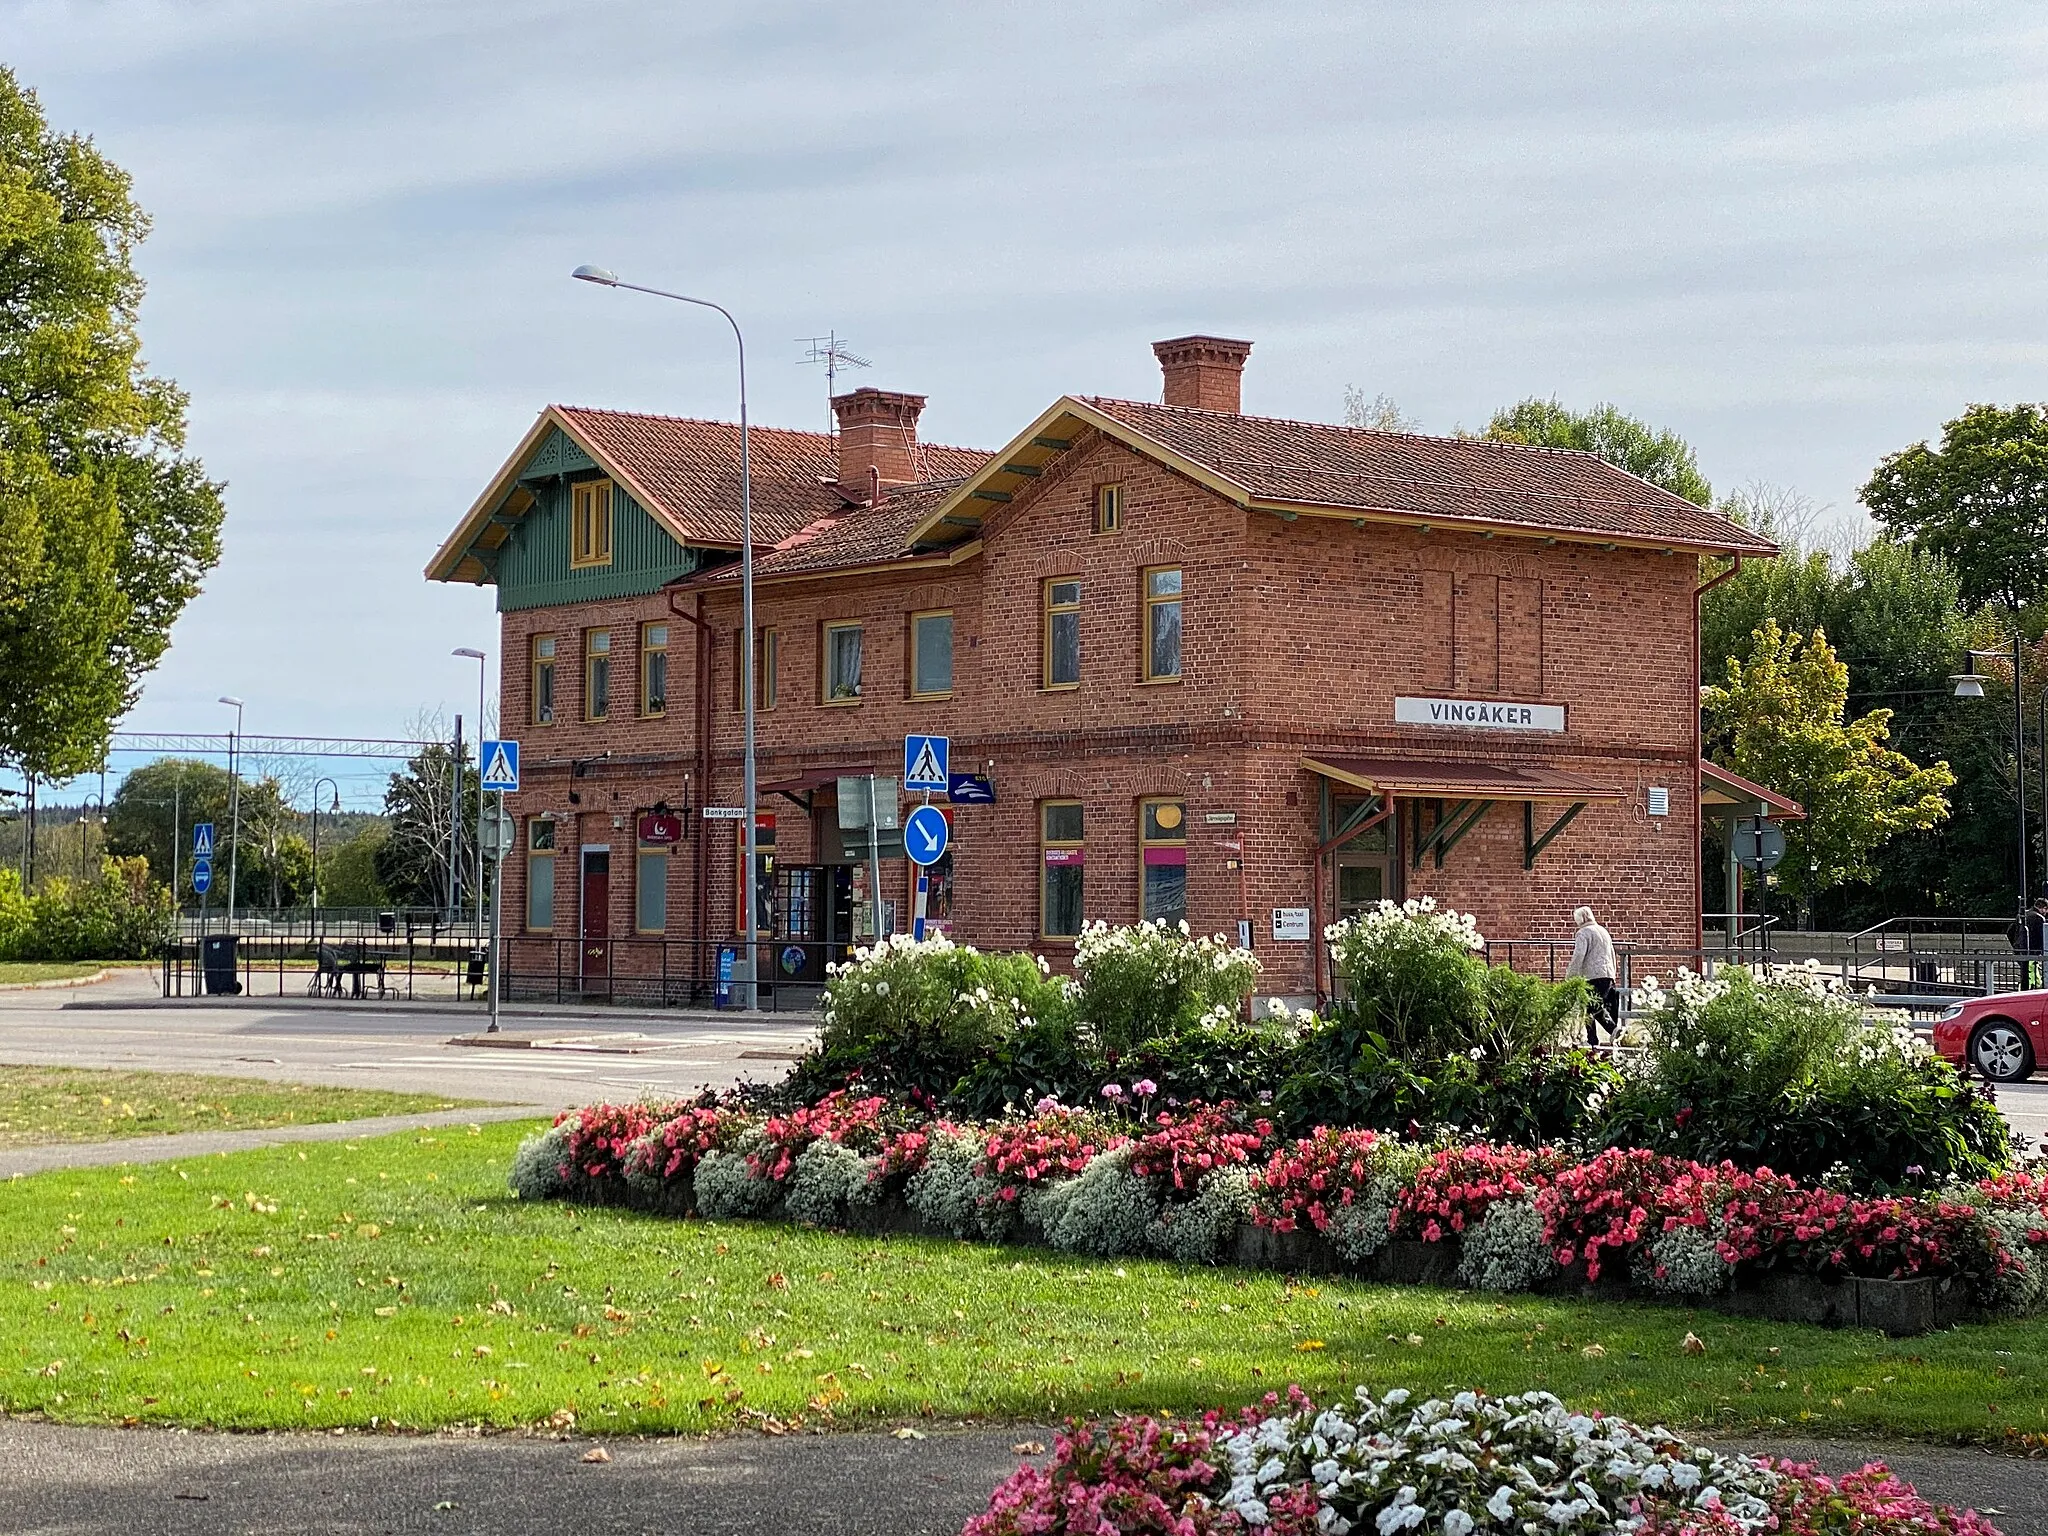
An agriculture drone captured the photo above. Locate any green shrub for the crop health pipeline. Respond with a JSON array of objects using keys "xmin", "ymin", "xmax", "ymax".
[
  {"xmin": 805, "ymin": 933, "xmax": 1072, "ymax": 1098},
  {"xmin": 1599, "ymin": 964, "xmax": 2011, "ymax": 1189},
  {"xmin": 0, "ymin": 857, "xmax": 174, "ymax": 962},
  {"xmin": 1326, "ymin": 898, "xmax": 1486, "ymax": 1056},
  {"xmin": 1071, "ymin": 919, "xmax": 1260, "ymax": 1055},
  {"xmin": 948, "ymin": 1015, "xmax": 1095, "ymax": 1119}
]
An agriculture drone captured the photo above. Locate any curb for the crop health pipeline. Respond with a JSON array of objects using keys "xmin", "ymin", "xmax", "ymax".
[{"xmin": 0, "ymin": 969, "xmax": 112, "ymax": 992}]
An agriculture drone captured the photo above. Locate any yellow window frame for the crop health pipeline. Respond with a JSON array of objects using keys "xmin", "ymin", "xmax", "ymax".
[
  {"xmin": 571, "ymin": 479, "xmax": 613, "ymax": 569},
  {"xmin": 909, "ymin": 608, "xmax": 954, "ymax": 700},
  {"xmin": 1042, "ymin": 576, "xmax": 1081, "ymax": 691}
]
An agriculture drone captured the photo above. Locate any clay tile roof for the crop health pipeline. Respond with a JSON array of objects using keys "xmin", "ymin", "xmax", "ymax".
[
  {"xmin": 553, "ymin": 404, "xmax": 987, "ymax": 549},
  {"xmin": 695, "ymin": 478, "xmax": 977, "ymax": 583},
  {"xmin": 1080, "ymin": 397, "xmax": 1776, "ymax": 555}
]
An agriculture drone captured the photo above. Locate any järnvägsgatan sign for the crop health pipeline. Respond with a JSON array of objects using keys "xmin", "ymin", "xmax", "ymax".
[{"xmin": 1395, "ymin": 696, "xmax": 1565, "ymax": 732}]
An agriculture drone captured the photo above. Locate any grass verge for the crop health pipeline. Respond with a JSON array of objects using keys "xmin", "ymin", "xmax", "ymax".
[
  {"xmin": 0, "ymin": 1064, "xmax": 491, "ymax": 1147},
  {"xmin": 0, "ymin": 961, "xmax": 120, "ymax": 986},
  {"xmin": 4, "ymin": 1121, "xmax": 2047, "ymax": 1444}
]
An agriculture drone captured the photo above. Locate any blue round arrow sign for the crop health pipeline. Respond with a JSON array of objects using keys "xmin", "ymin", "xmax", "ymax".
[{"xmin": 904, "ymin": 804, "xmax": 950, "ymax": 866}]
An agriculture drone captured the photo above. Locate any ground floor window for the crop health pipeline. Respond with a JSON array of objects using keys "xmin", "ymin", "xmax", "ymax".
[
  {"xmin": 527, "ymin": 819, "xmax": 556, "ymax": 931},
  {"xmin": 636, "ymin": 846, "xmax": 667, "ymax": 933},
  {"xmin": 1041, "ymin": 800, "xmax": 1084, "ymax": 938},
  {"xmin": 1139, "ymin": 797, "xmax": 1187, "ymax": 925}
]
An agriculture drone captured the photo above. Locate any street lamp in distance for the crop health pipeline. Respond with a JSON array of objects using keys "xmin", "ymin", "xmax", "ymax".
[
  {"xmin": 218, "ymin": 696, "xmax": 245, "ymax": 929},
  {"xmin": 454, "ymin": 647, "xmax": 488, "ymax": 938}
]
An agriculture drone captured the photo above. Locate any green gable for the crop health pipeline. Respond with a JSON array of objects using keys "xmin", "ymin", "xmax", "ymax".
[{"xmin": 485, "ymin": 430, "xmax": 706, "ymax": 612}]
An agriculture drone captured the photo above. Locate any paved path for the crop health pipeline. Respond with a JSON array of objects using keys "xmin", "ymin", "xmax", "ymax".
[
  {"xmin": 0, "ymin": 1419, "xmax": 2039, "ymax": 1536},
  {"xmin": 0, "ymin": 1105, "xmax": 546, "ymax": 1179},
  {"xmin": 0, "ymin": 969, "xmax": 819, "ymax": 1110}
]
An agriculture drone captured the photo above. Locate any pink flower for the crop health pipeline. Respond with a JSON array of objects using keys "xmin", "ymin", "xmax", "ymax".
[
  {"xmin": 1101, "ymin": 1084, "xmax": 1125, "ymax": 1100},
  {"xmin": 1134, "ymin": 1079, "xmax": 1159, "ymax": 1097}
]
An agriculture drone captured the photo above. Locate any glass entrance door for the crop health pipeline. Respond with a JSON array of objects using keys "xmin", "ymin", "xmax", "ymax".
[{"xmin": 1331, "ymin": 809, "xmax": 1393, "ymax": 922}]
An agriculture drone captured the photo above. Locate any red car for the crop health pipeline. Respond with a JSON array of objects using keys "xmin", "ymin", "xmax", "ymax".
[{"xmin": 1933, "ymin": 990, "xmax": 2048, "ymax": 1083}]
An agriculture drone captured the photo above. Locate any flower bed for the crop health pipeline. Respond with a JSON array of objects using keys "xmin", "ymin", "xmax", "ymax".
[
  {"xmin": 514, "ymin": 1089, "xmax": 2048, "ymax": 1333},
  {"xmin": 961, "ymin": 1384, "xmax": 2000, "ymax": 1536}
]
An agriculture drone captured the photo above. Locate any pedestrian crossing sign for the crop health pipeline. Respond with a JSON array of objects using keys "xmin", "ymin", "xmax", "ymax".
[
  {"xmin": 480, "ymin": 739, "xmax": 520, "ymax": 793},
  {"xmin": 903, "ymin": 733, "xmax": 949, "ymax": 791},
  {"xmin": 191, "ymin": 822, "xmax": 215, "ymax": 858}
]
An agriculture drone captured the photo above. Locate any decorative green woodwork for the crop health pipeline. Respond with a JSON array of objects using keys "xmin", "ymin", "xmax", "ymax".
[{"xmin": 486, "ymin": 431, "xmax": 704, "ymax": 612}]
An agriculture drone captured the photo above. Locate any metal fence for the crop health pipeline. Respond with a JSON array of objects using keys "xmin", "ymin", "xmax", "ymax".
[
  {"xmin": 497, "ymin": 937, "xmax": 837, "ymax": 1014},
  {"xmin": 161, "ymin": 933, "xmax": 489, "ymax": 1003},
  {"xmin": 172, "ymin": 907, "xmax": 487, "ymax": 946}
]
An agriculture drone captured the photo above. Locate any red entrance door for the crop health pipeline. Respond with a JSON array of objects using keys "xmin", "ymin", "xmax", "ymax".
[{"xmin": 580, "ymin": 848, "xmax": 610, "ymax": 991}]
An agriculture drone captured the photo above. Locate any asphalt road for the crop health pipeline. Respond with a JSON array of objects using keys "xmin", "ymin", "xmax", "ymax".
[
  {"xmin": 1, "ymin": 1419, "xmax": 2042, "ymax": 1536},
  {"xmin": 0, "ymin": 970, "xmax": 819, "ymax": 1110}
]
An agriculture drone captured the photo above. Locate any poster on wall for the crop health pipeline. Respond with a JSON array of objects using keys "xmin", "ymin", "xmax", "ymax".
[{"xmin": 1271, "ymin": 907, "xmax": 1311, "ymax": 942}]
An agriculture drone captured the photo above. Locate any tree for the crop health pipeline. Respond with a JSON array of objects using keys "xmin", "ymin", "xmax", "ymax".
[
  {"xmin": 320, "ymin": 823, "xmax": 391, "ymax": 909},
  {"xmin": 375, "ymin": 741, "xmax": 476, "ymax": 910},
  {"xmin": 0, "ymin": 68, "xmax": 226, "ymax": 784},
  {"xmin": 104, "ymin": 757, "xmax": 231, "ymax": 885},
  {"xmin": 1481, "ymin": 398, "xmax": 1712, "ymax": 507},
  {"xmin": 1861, "ymin": 403, "xmax": 2048, "ymax": 616},
  {"xmin": 1704, "ymin": 621, "xmax": 1955, "ymax": 916},
  {"xmin": 1342, "ymin": 386, "xmax": 1418, "ymax": 433}
]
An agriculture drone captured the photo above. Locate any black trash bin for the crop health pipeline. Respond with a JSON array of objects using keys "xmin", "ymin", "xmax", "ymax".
[{"xmin": 201, "ymin": 934, "xmax": 243, "ymax": 996}]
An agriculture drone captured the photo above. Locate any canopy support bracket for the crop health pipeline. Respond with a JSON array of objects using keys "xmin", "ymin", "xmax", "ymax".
[
  {"xmin": 1523, "ymin": 801, "xmax": 1587, "ymax": 869},
  {"xmin": 1413, "ymin": 798, "xmax": 1491, "ymax": 869}
]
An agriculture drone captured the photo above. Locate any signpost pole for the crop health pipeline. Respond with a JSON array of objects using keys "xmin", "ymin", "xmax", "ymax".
[
  {"xmin": 867, "ymin": 775, "xmax": 881, "ymax": 940},
  {"xmin": 488, "ymin": 791, "xmax": 502, "ymax": 1033}
]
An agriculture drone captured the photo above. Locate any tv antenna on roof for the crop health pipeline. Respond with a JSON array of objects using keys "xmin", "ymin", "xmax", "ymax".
[{"xmin": 798, "ymin": 332, "xmax": 872, "ymax": 434}]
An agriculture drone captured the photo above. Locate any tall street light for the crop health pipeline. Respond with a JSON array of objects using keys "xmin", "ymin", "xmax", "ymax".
[
  {"xmin": 573, "ymin": 263, "xmax": 759, "ymax": 1009},
  {"xmin": 310, "ymin": 777, "xmax": 340, "ymax": 917},
  {"xmin": 454, "ymin": 647, "xmax": 488, "ymax": 938},
  {"xmin": 1951, "ymin": 634, "xmax": 2031, "ymax": 916},
  {"xmin": 218, "ymin": 696, "xmax": 245, "ymax": 930}
]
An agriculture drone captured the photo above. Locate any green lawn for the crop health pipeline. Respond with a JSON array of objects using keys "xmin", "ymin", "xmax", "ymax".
[
  {"xmin": 4, "ymin": 1121, "xmax": 2047, "ymax": 1443},
  {"xmin": 0, "ymin": 1064, "xmax": 488, "ymax": 1147},
  {"xmin": 0, "ymin": 961, "xmax": 119, "ymax": 986}
]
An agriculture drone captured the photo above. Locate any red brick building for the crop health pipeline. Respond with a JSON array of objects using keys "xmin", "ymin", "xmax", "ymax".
[{"xmin": 427, "ymin": 337, "xmax": 1774, "ymax": 1004}]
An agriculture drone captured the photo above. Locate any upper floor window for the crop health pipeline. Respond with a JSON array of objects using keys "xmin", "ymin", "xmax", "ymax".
[
  {"xmin": 585, "ymin": 629, "xmax": 611, "ymax": 721},
  {"xmin": 911, "ymin": 610, "xmax": 954, "ymax": 699},
  {"xmin": 640, "ymin": 622, "xmax": 668, "ymax": 717},
  {"xmin": 823, "ymin": 621, "xmax": 863, "ymax": 702},
  {"xmin": 1143, "ymin": 566, "xmax": 1183, "ymax": 681},
  {"xmin": 1139, "ymin": 797, "xmax": 1188, "ymax": 926},
  {"xmin": 571, "ymin": 479, "xmax": 613, "ymax": 569},
  {"xmin": 531, "ymin": 636, "xmax": 556, "ymax": 726},
  {"xmin": 1044, "ymin": 578, "xmax": 1081, "ymax": 689},
  {"xmin": 1094, "ymin": 483, "xmax": 1124, "ymax": 535}
]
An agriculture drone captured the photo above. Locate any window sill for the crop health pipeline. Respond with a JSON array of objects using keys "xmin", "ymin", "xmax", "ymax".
[
  {"xmin": 569, "ymin": 561, "xmax": 613, "ymax": 573},
  {"xmin": 909, "ymin": 691, "xmax": 954, "ymax": 702},
  {"xmin": 1136, "ymin": 676, "xmax": 1184, "ymax": 687},
  {"xmin": 1039, "ymin": 683, "xmax": 1081, "ymax": 694},
  {"xmin": 640, "ymin": 711, "xmax": 667, "ymax": 721},
  {"xmin": 820, "ymin": 696, "xmax": 863, "ymax": 708}
]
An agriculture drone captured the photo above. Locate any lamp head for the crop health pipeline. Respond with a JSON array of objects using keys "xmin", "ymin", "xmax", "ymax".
[
  {"xmin": 572, "ymin": 264, "xmax": 619, "ymax": 287},
  {"xmin": 330, "ymin": 791, "xmax": 341, "ymax": 812},
  {"xmin": 1950, "ymin": 673, "xmax": 1987, "ymax": 700},
  {"xmin": 453, "ymin": 647, "xmax": 485, "ymax": 660},
  {"xmin": 217, "ymin": 695, "xmax": 243, "ymax": 708}
]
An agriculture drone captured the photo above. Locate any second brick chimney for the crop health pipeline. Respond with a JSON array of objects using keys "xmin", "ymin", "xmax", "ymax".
[
  {"xmin": 1153, "ymin": 335, "xmax": 1253, "ymax": 413},
  {"xmin": 833, "ymin": 387, "xmax": 926, "ymax": 495}
]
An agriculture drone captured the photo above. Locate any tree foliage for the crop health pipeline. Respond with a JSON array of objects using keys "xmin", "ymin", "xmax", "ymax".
[
  {"xmin": 1861, "ymin": 403, "xmax": 2048, "ymax": 615},
  {"xmin": 1704, "ymin": 621, "xmax": 1955, "ymax": 908},
  {"xmin": 375, "ymin": 742, "xmax": 477, "ymax": 910},
  {"xmin": 1481, "ymin": 398, "xmax": 1712, "ymax": 507},
  {"xmin": 105, "ymin": 756, "xmax": 310, "ymax": 910},
  {"xmin": 0, "ymin": 68, "xmax": 225, "ymax": 782}
]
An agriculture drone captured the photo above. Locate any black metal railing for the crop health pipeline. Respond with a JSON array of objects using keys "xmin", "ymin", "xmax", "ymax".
[
  {"xmin": 161, "ymin": 933, "xmax": 488, "ymax": 1003},
  {"xmin": 497, "ymin": 936, "xmax": 840, "ymax": 1013}
]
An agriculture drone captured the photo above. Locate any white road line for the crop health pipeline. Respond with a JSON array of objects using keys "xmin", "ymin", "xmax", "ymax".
[{"xmin": 337, "ymin": 1060, "xmax": 593, "ymax": 1075}]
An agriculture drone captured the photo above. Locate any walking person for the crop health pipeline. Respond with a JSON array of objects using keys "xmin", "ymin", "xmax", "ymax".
[{"xmin": 1566, "ymin": 905, "xmax": 1619, "ymax": 1048}]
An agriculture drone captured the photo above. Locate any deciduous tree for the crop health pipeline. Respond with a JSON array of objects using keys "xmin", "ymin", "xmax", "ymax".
[
  {"xmin": 0, "ymin": 68, "xmax": 226, "ymax": 783},
  {"xmin": 1482, "ymin": 398, "xmax": 1712, "ymax": 507},
  {"xmin": 1704, "ymin": 621, "xmax": 1954, "ymax": 914}
]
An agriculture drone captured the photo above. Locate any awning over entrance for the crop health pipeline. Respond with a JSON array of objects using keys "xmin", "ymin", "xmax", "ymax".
[
  {"xmin": 1303, "ymin": 753, "xmax": 1624, "ymax": 872},
  {"xmin": 759, "ymin": 763, "xmax": 877, "ymax": 810},
  {"xmin": 1699, "ymin": 760, "xmax": 1804, "ymax": 821},
  {"xmin": 1301, "ymin": 755, "xmax": 1627, "ymax": 802}
]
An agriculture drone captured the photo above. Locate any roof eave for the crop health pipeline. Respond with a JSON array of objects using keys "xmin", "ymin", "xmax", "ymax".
[{"xmin": 1249, "ymin": 498, "xmax": 1777, "ymax": 558}]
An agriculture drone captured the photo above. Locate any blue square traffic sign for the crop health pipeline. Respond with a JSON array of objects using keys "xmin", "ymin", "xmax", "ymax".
[
  {"xmin": 903, "ymin": 734, "xmax": 949, "ymax": 791},
  {"xmin": 191, "ymin": 822, "xmax": 215, "ymax": 859},
  {"xmin": 480, "ymin": 739, "xmax": 520, "ymax": 793}
]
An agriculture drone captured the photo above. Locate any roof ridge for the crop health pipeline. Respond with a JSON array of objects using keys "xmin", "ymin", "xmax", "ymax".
[
  {"xmin": 550, "ymin": 403, "xmax": 990, "ymax": 459},
  {"xmin": 1082, "ymin": 394, "xmax": 1630, "ymax": 465}
]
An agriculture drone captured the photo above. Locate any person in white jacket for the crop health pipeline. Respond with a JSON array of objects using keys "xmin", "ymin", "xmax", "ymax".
[{"xmin": 1565, "ymin": 905, "xmax": 1618, "ymax": 1047}]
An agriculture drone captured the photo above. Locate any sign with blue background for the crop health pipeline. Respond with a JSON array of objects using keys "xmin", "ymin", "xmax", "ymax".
[
  {"xmin": 947, "ymin": 772, "xmax": 994, "ymax": 804},
  {"xmin": 904, "ymin": 804, "xmax": 951, "ymax": 866},
  {"xmin": 191, "ymin": 857, "xmax": 212, "ymax": 895},
  {"xmin": 480, "ymin": 739, "xmax": 520, "ymax": 793},
  {"xmin": 903, "ymin": 734, "xmax": 949, "ymax": 791},
  {"xmin": 191, "ymin": 822, "xmax": 214, "ymax": 858}
]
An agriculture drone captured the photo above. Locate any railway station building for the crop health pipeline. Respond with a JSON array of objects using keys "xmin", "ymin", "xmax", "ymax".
[{"xmin": 427, "ymin": 336, "xmax": 1775, "ymax": 1002}]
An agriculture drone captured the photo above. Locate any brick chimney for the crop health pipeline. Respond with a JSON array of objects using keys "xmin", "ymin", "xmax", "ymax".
[
  {"xmin": 1153, "ymin": 335, "xmax": 1253, "ymax": 413},
  {"xmin": 832, "ymin": 387, "xmax": 926, "ymax": 495}
]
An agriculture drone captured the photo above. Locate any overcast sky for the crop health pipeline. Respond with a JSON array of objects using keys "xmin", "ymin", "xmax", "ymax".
[{"xmin": 10, "ymin": 0, "xmax": 2048, "ymax": 805}]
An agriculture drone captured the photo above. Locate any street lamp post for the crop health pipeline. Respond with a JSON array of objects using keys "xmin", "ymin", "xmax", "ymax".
[
  {"xmin": 310, "ymin": 777, "xmax": 339, "ymax": 919},
  {"xmin": 77, "ymin": 794, "xmax": 104, "ymax": 882},
  {"xmin": 454, "ymin": 647, "xmax": 488, "ymax": 940},
  {"xmin": 573, "ymin": 263, "xmax": 759, "ymax": 1010},
  {"xmin": 218, "ymin": 697, "xmax": 244, "ymax": 930},
  {"xmin": 1951, "ymin": 634, "xmax": 2031, "ymax": 915}
]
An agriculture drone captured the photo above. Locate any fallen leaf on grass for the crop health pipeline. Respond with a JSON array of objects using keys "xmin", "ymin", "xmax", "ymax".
[
  {"xmin": 893, "ymin": 1427, "xmax": 926, "ymax": 1440},
  {"xmin": 580, "ymin": 1447, "xmax": 611, "ymax": 1464},
  {"xmin": 1011, "ymin": 1441, "xmax": 1045, "ymax": 1455},
  {"xmin": 1581, "ymin": 1344, "xmax": 1607, "ymax": 1359},
  {"xmin": 1682, "ymin": 1333, "xmax": 1706, "ymax": 1356}
]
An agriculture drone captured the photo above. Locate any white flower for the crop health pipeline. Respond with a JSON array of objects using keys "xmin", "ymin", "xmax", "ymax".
[
  {"xmin": 1444, "ymin": 1511, "xmax": 1474, "ymax": 1536},
  {"xmin": 1486, "ymin": 1486, "xmax": 1517, "ymax": 1522}
]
